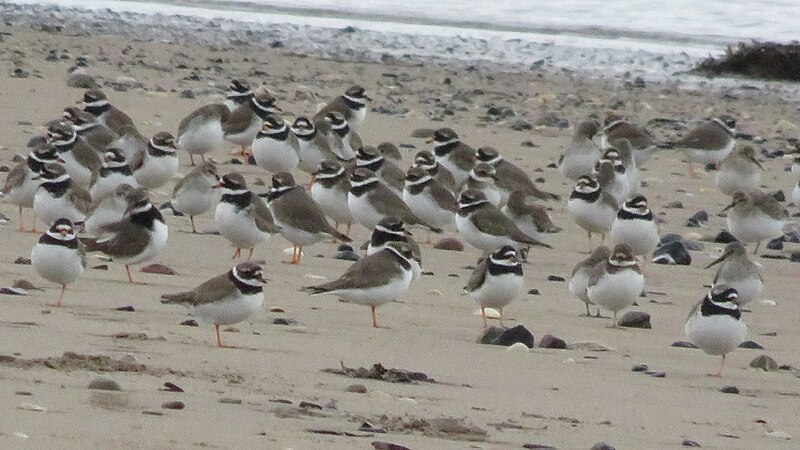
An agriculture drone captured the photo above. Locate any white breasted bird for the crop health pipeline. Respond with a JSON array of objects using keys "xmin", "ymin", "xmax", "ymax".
[
  {"xmin": 131, "ymin": 132, "xmax": 179, "ymax": 190},
  {"xmin": 85, "ymin": 183, "xmax": 135, "ymax": 239},
  {"xmin": 356, "ymin": 145, "xmax": 405, "ymax": 194},
  {"xmin": 705, "ymin": 241, "xmax": 764, "ymax": 307},
  {"xmin": 0, "ymin": 143, "xmax": 56, "ymax": 232},
  {"xmin": 462, "ymin": 162, "xmax": 502, "ymax": 207},
  {"xmin": 586, "ymin": 243, "xmax": 645, "ymax": 327},
  {"xmin": 559, "ymin": 120, "xmax": 600, "ymax": 181},
  {"xmin": 723, "ymin": 190, "xmax": 787, "ymax": 254},
  {"xmin": 313, "ymin": 85, "xmax": 371, "ymax": 133},
  {"xmin": 222, "ymin": 79, "xmax": 254, "ymax": 112},
  {"xmin": 685, "ymin": 285, "xmax": 747, "ymax": 377},
  {"xmin": 475, "ymin": 146, "xmax": 560, "ymax": 204},
  {"xmin": 600, "ymin": 118, "xmax": 657, "ymax": 167},
  {"xmin": 62, "ymin": 106, "xmax": 118, "ymax": 151},
  {"xmin": 161, "ymin": 262, "xmax": 267, "ymax": 348},
  {"xmin": 310, "ymin": 159, "xmax": 354, "ymax": 235},
  {"xmin": 366, "ymin": 216, "xmax": 422, "ymax": 281},
  {"xmin": 715, "ymin": 144, "xmax": 765, "ymax": 196},
  {"xmin": 428, "ymin": 128, "xmax": 475, "ymax": 188},
  {"xmin": 82, "ymin": 89, "xmax": 134, "ymax": 135},
  {"xmin": 414, "ymin": 149, "xmax": 458, "ymax": 192},
  {"xmin": 169, "ymin": 162, "xmax": 221, "ymax": 233},
  {"xmin": 31, "ymin": 218, "xmax": 86, "ymax": 307},
  {"xmin": 46, "ymin": 121, "xmax": 101, "ymax": 189},
  {"xmin": 251, "ymin": 114, "xmax": 300, "ymax": 174},
  {"xmin": 89, "ymin": 147, "xmax": 138, "ymax": 201},
  {"xmin": 609, "ymin": 195, "xmax": 660, "ymax": 263},
  {"xmin": 222, "ymin": 90, "xmax": 282, "ymax": 155},
  {"xmin": 501, "ymin": 190, "xmax": 562, "ymax": 246},
  {"xmin": 464, "ymin": 245, "xmax": 524, "ymax": 328},
  {"xmin": 568, "ymin": 245, "xmax": 612, "ymax": 317},
  {"xmin": 33, "ymin": 163, "xmax": 91, "ymax": 227},
  {"xmin": 403, "ymin": 165, "xmax": 457, "ymax": 237},
  {"xmin": 566, "ymin": 175, "xmax": 617, "ymax": 251},
  {"xmin": 214, "ymin": 172, "xmax": 281, "ymax": 260},
  {"xmin": 177, "ymin": 103, "xmax": 229, "ymax": 166},
  {"xmin": 665, "ymin": 116, "xmax": 737, "ymax": 178}
]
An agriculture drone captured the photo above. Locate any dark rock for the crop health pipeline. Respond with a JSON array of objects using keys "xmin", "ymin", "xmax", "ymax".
[
  {"xmin": 648, "ymin": 371, "xmax": 666, "ymax": 378},
  {"xmin": 539, "ymin": 334, "xmax": 566, "ymax": 349},
  {"xmin": 9, "ymin": 68, "xmax": 30, "ymax": 78},
  {"xmin": 766, "ymin": 237, "xmax": 784, "ymax": 250},
  {"xmin": 140, "ymin": 263, "xmax": 178, "ymax": 275},
  {"xmin": 671, "ymin": 341, "xmax": 698, "ymax": 349},
  {"xmin": 686, "ymin": 210, "xmax": 709, "ymax": 227},
  {"xmin": 618, "ymin": 311, "xmax": 652, "ymax": 328},
  {"xmin": 272, "ymin": 318, "xmax": 298, "ymax": 326},
  {"xmin": 372, "ymin": 442, "xmax": 411, "ymax": 450},
  {"xmin": 739, "ymin": 340, "xmax": 764, "ymax": 349},
  {"xmin": 13, "ymin": 257, "xmax": 31, "ymax": 265},
  {"xmin": 345, "ymin": 384, "xmax": 367, "ymax": 394},
  {"xmin": 547, "ymin": 275, "xmax": 565, "ymax": 282},
  {"xmin": 528, "ymin": 288, "xmax": 540, "ymax": 295},
  {"xmin": 334, "ymin": 251, "xmax": 360, "ymax": 261},
  {"xmin": 664, "ymin": 201, "xmax": 684, "ymax": 209},
  {"xmin": 659, "ymin": 233, "xmax": 683, "ymax": 245},
  {"xmin": 631, "ymin": 364, "xmax": 648, "ymax": 372},
  {"xmin": 749, "ymin": 355, "xmax": 778, "ymax": 371},
  {"xmin": 180, "ymin": 319, "xmax": 199, "ymax": 327},
  {"xmin": 536, "ymin": 112, "xmax": 569, "ymax": 129},
  {"xmin": 770, "ymin": 190, "xmax": 785, "ymax": 202},
  {"xmin": 479, "ymin": 326, "xmax": 505, "ymax": 345},
  {"xmin": 762, "ymin": 254, "xmax": 788, "ymax": 260},
  {"xmin": 434, "ymin": 237, "xmax": 463, "ymax": 251},
  {"xmin": 719, "ymin": 386, "xmax": 739, "ymax": 394},
  {"xmin": 590, "ymin": 443, "xmax": 616, "ymax": 450},
  {"xmin": 180, "ymin": 89, "xmax": 195, "ymax": 99},
  {"xmin": 509, "ymin": 118, "xmax": 533, "ymax": 131},
  {"xmin": 714, "ymin": 231, "xmax": 737, "ymax": 243},
  {"xmin": 633, "ymin": 76, "xmax": 646, "ymax": 88},
  {"xmin": 67, "ymin": 73, "xmax": 98, "ymax": 89},
  {"xmin": 115, "ymin": 305, "xmax": 135, "ymax": 312},
  {"xmin": 161, "ymin": 382, "xmax": 184, "ymax": 392},
  {"xmin": 682, "ymin": 439, "xmax": 702, "ymax": 447},
  {"xmin": 162, "ymin": 400, "xmax": 185, "ymax": 410},
  {"xmin": 523, "ymin": 445, "xmax": 557, "ymax": 450},
  {"xmin": 91, "ymin": 264, "xmax": 108, "ymax": 270},
  {"xmin": 411, "ymin": 128, "xmax": 435, "ymax": 138},
  {"xmin": 87, "ymin": 377, "xmax": 122, "ymax": 391},
  {"xmin": 652, "ymin": 241, "xmax": 691, "ymax": 265},
  {"xmin": 359, "ymin": 421, "xmax": 386, "ymax": 433},
  {"xmin": 791, "ymin": 251, "xmax": 800, "ymax": 262},
  {"xmin": 480, "ymin": 325, "xmax": 534, "ymax": 348}
]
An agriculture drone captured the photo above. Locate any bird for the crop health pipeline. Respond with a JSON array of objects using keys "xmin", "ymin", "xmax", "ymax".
[
  {"xmin": 176, "ymin": 103, "xmax": 229, "ymax": 166},
  {"xmin": 402, "ymin": 165, "xmax": 457, "ymax": 236},
  {"xmin": 456, "ymin": 189, "xmax": 550, "ymax": 253},
  {"xmin": 30, "ymin": 218, "xmax": 86, "ymax": 307},
  {"xmin": 594, "ymin": 148, "xmax": 631, "ymax": 205},
  {"xmin": 793, "ymin": 180, "xmax": 800, "ymax": 209},
  {"xmin": 600, "ymin": 117, "xmax": 657, "ymax": 167},
  {"xmin": 222, "ymin": 79, "xmax": 254, "ymax": 112},
  {"xmin": 214, "ymin": 172, "xmax": 281, "ymax": 260},
  {"xmin": 366, "ymin": 216, "xmax": 422, "ymax": 281},
  {"xmin": 83, "ymin": 187, "xmax": 168, "ymax": 283},
  {"xmin": 33, "ymin": 163, "xmax": 91, "ymax": 227},
  {"xmin": 169, "ymin": 162, "xmax": 221, "ymax": 233},
  {"xmin": 318, "ymin": 112, "xmax": 361, "ymax": 161},
  {"xmin": 666, "ymin": 116, "xmax": 737, "ymax": 178},
  {"xmin": 89, "ymin": 147, "xmax": 138, "ymax": 201},
  {"xmin": 685, "ymin": 284, "xmax": 747, "ymax": 377},
  {"xmin": 1, "ymin": 143, "xmax": 56, "ymax": 231},
  {"xmin": 723, "ymin": 190, "xmax": 787, "ymax": 254},
  {"xmin": 161, "ymin": 262, "xmax": 267, "ymax": 348},
  {"xmin": 566, "ymin": 175, "xmax": 618, "ymax": 251},
  {"xmin": 131, "ymin": 132, "xmax": 180, "ymax": 189},
  {"xmin": 413, "ymin": 150, "xmax": 458, "ymax": 192},
  {"xmin": 568, "ymin": 245, "xmax": 612, "ymax": 317},
  {"xmin": 251, "ymin": 115, "xmax": 300, "ymax": 174},
  {"xmin": 475, "ymin": 146, "xmax": 559, "ymax": 204},
  {"xmin": 715, "ymin": 144, "xmax": 765, "ymax": 196},
  {"xmin": 609, "ymin": 139, "xmax": 640, "ymax": 196},
  {"xmin": 310, "ymin": 159, "xmax": 354, "ymax": 235},
  {"xmin": 501, "ymin": 190, "xmax": 562, "ymax": 244},
  {"xmin": 705, "ymin": 241, "xmax": 763, "ymax": 307},
  {"xmin": 462, "ymin": 162, "xmax": 502, "ymax": 207},
  {"xmin": 464, "ymin": 245, "xmax": 524, "ymax": 328},
  {"xmin": 356, "ymin": 145, "xmax": 405, "ymax": 194},
  {"xmin": 263, "ymin": 171, "xmax": 351, "ymax": 264},
  {"xmin": 306, "ymin": 241, "xmax": 415, "ymax": 328},
  {"xmin": 223, "ymin": 90, "xmax": 282, "ymax": 155},
  {"xmin": 586, "ymin": 243, "xmax": 644, "ymax": 327},
  {"xmin": 107, "ymin": 123, "xmax": 148, "ymax": 165},
  {"xmin": 85, "ymin": 183, "xmax": 135, "ymax": 238},
  {"xmin": 46, "ymin": 121, "xmax": 101, "ymax": 189},
  {"xmin": 348, "ymin": 168, "xmax": 440, "ymax": 232},
  {"xmin": 82, "ymin": 89, "xmax": 134, "ymax": 135},
  {"xmin": 427, "ymin": 128, "xmax": 475, "ymax": 187},
  {"xmin": 608, "ymin": 195, "xmax": 660, "ymax": 264},
  {"xmin": 62, "ymin": 106, "xmax": 118, "ymax": 151},
  {"xmin": 376, "ymin": 142, "xmax": 402, "ymax": 163},
  {"xmin": 313, "ymin": 85, "xmax": 370, "ymax": 132},
  {"xmin": 559, "ymin": 120, "xmax": 600, "ymax": 181},
  {"xmin": 291, "ymin": 116, "xmax": 340, "ymax": 175}
]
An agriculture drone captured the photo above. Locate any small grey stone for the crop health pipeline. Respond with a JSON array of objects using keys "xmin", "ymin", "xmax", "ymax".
[
  {"xmin": 88, "ymin": 377, "xmax": 122, "ymax": 391},
  {"xmin": 631, "ymin": 364, "xmax": 648, "ymax": 372},
  {"xmin": 509, "ymin": 118, "xmax": 533, "ymax": 131},
  {"xmin": 714, "ymin": 230, "xmax": 737, "ymax": 243},
  {"xmin": 539, "ymin": 334, "xmax": 566, "ymax": 349},
  {"xmin": 10, "ymin": 68, "xmax": 30, "ymax": 78},
  {"xmin": 535, "ymin": 112, "xmax": 569, "ymax": 129},
  {"xmin": 648, "ymin": 371, "xmax": 666, "ymax": 378},
  {"xmin": 719, "ymin": 386, "xmax": 739, "ymax": 394},
  {"xmin": 67, "ymin": 73, "xmax": 98, "ymax": 89},
  {"xmin": 334, "ymin": 251, "xmax": 360, "ymax": 261},
  {"xmin": 664, "ymin": 200, "xmax": 683, "ymax": 209},
  {"xmin": 272, "ymin": 318, "xmax": 299, "ymax": 326},
  {"xmin": 681, "ymin": 439, "xmax": 701, "ymax": 447},
  {"xmin": 749, "ymin": 355, "xmax": 778, "ymax": 371},
  {"xmin": 434, "ymin": 237, "xmax": 464, "ymax": 251},
  {"xmin": 180, "ymin": 89, "xmax": 195, "ymax": 99},
  {"xmin": 618, "ymin": 311, "xmax": 651, "ymax": 329},
  {"xmin": 671, "ymin": 341, "xmax": 698, "ymax": 349},
  {"xmin": 410, "ymin": 128, "xmax": 435, "ymax": 138},
  {"xmin": 652, "ymin": 241, "xmax": 691, "ymax": 265},
  {"xmin": 345, "ymin": 384, "xmax": 368, "ymax": 394},
  {"xmin": 739, "ymin": 340, "xmax": 764, "ymax": 349},
  {"xmin": 590, "ymin": 443, "xmax": 616, "ymax": 450},
  {"xmin": 766, "ymin": 237, "xmax": 784, "ymax": 250}
]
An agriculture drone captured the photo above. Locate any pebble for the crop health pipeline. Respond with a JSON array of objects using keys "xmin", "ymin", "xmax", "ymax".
[
  {"xmin": 410, "ymin": 128, "xmax": 435, "ymax": 138},
  {"xmin": 765, "ymin": 431, "xmax": 792, "ymax": 440},
  {"xmin": 686, "ymin": 210, "xmax": 708, "ymax": 227},
  {"xmin": 272, "ymin": 318, "xmax": 299, "ymax": 326},
  {"xmin": 13, "ymin": 257, "xmax": 31, "ymax": 265},
  {"xmin": 9, "ymin": 68, "xmax": 30, "ymax": 78},
  {"xmin": 547, "ymin": 275, "xmax": 566, "ymax": 282},
  {"xmin": 66, "ymin": 73, "xmax": 98, "ymax": 88},
  {"xmin": 648, "ymin": 371, "xmax": 666, "ymax": 378},
  {"xmin": 766, "ymin": 237, "xmax": 784, "ymax": 250},
  {"xmin": 681, "ymin": 439, "xmax": 701, "ymax": 447},
  {"xmin": 539, "ymin": 334, "xmax": 567, "ymax": 349},
  {"xmin": 162, "ymin": 382, "xmax": 184, "ymax": 392},
  {"xmin": 739, "ymin": 340, "xmax": 764, "ymax": 349},
  {"xmin": 115, "ymin": 305, "xmax": 135, "ymax": 312},
  {"xmin": 618, "ymin": 311, "xmax": 652, "ymax": 329},
  {"xmin": 671, "ymin": 341, "xmax": 698, "ymax": 349},
  {"xmin": 345, "ymin": 384, "xmax": 368, "ymax": 394},
  {"xmin": 770, "ymin": 190, "xmax": 785, "ymax": 202},
  {"xmin": 749, "ymin": 355, "xmax": 779, "ymax": 371},
  {"xmin": 180, "ymin": 319, "xmax": 198, "ymax": 326},
  {"xmin": 140, "ymin": 263, "xmax": 178, "ymax": 275},
  {"xmin": 480, "ymin": 325, "xmax": 534, "ymax": 348},
  {"xmin": 536, "ymin": 112, "xmax": 569, "ymax": 129},
  {"xmin": 719, "ymin": 386, "xmax": 739, "ymax": 394},
  {"xmin": 372, "ymin": 441, "xmax": 411, "ymax": 450},
  {"xmin": 87, "ymin": 377, "xmax": 122, "ymax": 391},
  {"xmin": 590, "ymin": 443, "xmax": 616, "ymax": 450},
  {"xmin": 528, "ymin": 288, "xmax": 540, "ymax": 295},
  {"xmin": 162, "ymin": 400, "xmax": 185, "ymax": 410},
  {"xmin": 507, "ymin": 342, "xmax": 530, "ymax": 353},
  {"xmin": 714, "ymin": 231, "xmax": 737, "ymax": 243},
  {"xmin": 433, "ymin": 237, "xmax": 464, "ymax": 251},
  {"xmin": 509, "ymin": 118, "xmax": 533, "ymax": 131},
  {"xmin": 523, "ymin": 445, "xmax": 557, "ymax": 450},
  {"xmin": 631, "ymin": 364, "xmax": 649, "ymax": 372},
  {"xmin": 179, "ymin": 89, "xmax": 195, "ymax": 99},
  {"xmin": 664, "ymin": 200, "xmax": 684, "ymax": 209},
  {"xmin": 334, "ymin": 250, "xmax": 360, "ymax": 261},
  {"xmin": 652, "ymin": 241, "xmax": 691, "ymax": 265},
  {"xmin": 659, "ymin": 233, "xmax": 683, "ymax": 245},
  {"xmin": 218, "ymin": 397, "xmax": 242, "ymax": 404}
]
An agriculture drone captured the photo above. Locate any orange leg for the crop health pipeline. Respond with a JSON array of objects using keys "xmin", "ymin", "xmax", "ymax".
[
  {"xmin": 125, "ymin": 265, "xmax": 134, "ymax": 284},
  {"xmin": 291, "ymin": 245, "xmax": 303, "ymax": 264},
  {"xmin": 55, "ymin": 284, "xmax": 66, "ymax": 307},
  {"xmin": 215, "ymin": 324, "xmax": 223, "ymax": 348},
  {"xmin": 232, "ymin": 247, "xmax": 241, "ymax": 259},
  {"xmin": 371, "ymin": 305, "xmax": 380, "ymax": 328}
]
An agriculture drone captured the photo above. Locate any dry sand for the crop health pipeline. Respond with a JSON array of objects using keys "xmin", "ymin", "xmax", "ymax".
[{"xmin": 1, "ymin": 21, "xmax": 800, "ymax": 450}]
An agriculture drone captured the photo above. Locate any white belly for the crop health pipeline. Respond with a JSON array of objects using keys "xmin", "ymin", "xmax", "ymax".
[
  {"xmin": 252, "ymin": 137, "xmax": 299, "ymax": 173},
  {"xmin": 192, "ymin": 292, "xmax": 264, "ymax": 326},
  {"xmin": 134, "ymin": 155, "xmax": 179, "ymax": 189},
  {"xmin": 31, "ymin": 244, "xmax": 84, "ymax": 285},
  {"xmin": 85, "ymin": 196, "xmax": 128, "ymax": 238},
  {"xmin": 469, "ymin": 273, "xmax": 524, "ymax": 309},
  {"xmin": 178, "ymin": 120, "xmax": 224, "ymax": 156},
  {"xmin": 609, "ymin": 218, "xmax": 660, "ymax": 257},
  {"xmin": 349, "ymin": 107, "xmax": 367, "ymax": 132},
  {"xmin": 3, "ymin": 170, "xmax": 39, "ymax": 207},
  {"xmin": 272, "ymin": 216, "xmax": 325, "ymax": 247},
  {"xmin": 348, "ymin": 193, "xmax": 385, "ymax": 231},
  {"xmin": 173, "ymin": 188, "xmax": 220, "ymax": 217},
  {"xmin": 587, "ymin": 270, "xmax": 644, "ymax": 313},
  {"xmin": 727, "ymin": 212, "xmax": 783, "ymax": 244},
  {"xmin": 715, "ymin": 276, "xmax": 762, "ymax": 306},
  {"xmin": 224, "ymin": 117, "xmax": 260, "ymax": 148},
  {"xmin": 437, "ymin": 157, "xmax": 468, "ymax": 187},
  {"xmin": 715, "ymin": 170, "xmax": 760, "ymax": 196},
  {"xmin": 561, "ymin": 152, "xmax": 599, "ymax": 181},
  {"xmin": 567, "ymin": 199, "xmax": 615, "ymax": 234},
  {"xmin": 324, "ymin": 271, "xmax": 412, "ymax": 307},
  {"xmin": 403, "ymin": 190, "xmax": 455, "ymax": 230},
  {"xmin": 568, "ymin": 268, "xmax": 592, "ymax": 304},
  {"xmin": 215, "ymin": 202, "xmax": 269, "ymax": 249},
  {"xmin": 685, "ymin": 313, "xmax": 747, "ymax": 356},
  {"xmin": 60, "ymin": 153, "xmax": 93, "ymax": 189},
  {"xmin": 118, "ymin": 220, "xmax": 169, "ymax": 265},
  {"xmin": 311, "ymin": 184, "xmax": 353, "ymax": 225},
  {"xmin": 90, "ymin": 173, "xmax": 138, "ymax": 201},
  {"xmin": 296, "ymin": 140, "xmax": 325, "ymax": 174},
  {"xmin": 684, "ymin": 139, "xmax": 735, "ymax": 165},
  {"xmin": 34, "ymin": 191, "xmax": 85, "ymax": 226},
  {"xmin": 456, "ymin": 214, "xmax": 519, "ymax": 252}
]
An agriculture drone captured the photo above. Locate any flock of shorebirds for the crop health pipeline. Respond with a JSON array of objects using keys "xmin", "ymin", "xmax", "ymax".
[{"xmin": 1, "ymin": 79, "xmax": 798, "ymax": 376}]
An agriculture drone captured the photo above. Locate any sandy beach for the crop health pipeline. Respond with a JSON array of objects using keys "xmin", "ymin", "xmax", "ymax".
[{"xmin": 1, "ymin": 7, "xmax": 800, "ymax": 449}]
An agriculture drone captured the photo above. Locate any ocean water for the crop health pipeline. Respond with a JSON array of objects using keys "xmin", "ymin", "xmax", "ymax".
[{"xmin": 6, "ymin": 0, "xmax": 798, "ymax": 79}]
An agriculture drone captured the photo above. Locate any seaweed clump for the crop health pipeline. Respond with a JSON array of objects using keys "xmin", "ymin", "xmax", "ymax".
[{"xmin": 695, "ymin": 41, "xmax": 800, "ymax": 82}]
